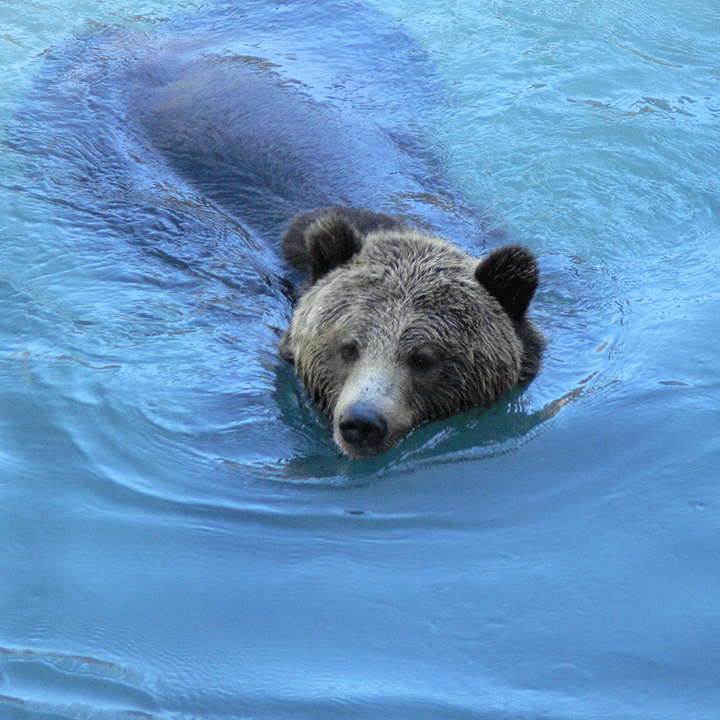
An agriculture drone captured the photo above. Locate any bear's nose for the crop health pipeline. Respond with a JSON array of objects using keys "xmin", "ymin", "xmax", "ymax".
[{"xmin": 339, "ymin": 403, "xmax": 389, "ymax": 451}]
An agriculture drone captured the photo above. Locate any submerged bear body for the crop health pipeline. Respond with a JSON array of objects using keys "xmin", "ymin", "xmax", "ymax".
[{"xmin": 281, "ymin": 209, "xmax": 543, "ymax": 458}]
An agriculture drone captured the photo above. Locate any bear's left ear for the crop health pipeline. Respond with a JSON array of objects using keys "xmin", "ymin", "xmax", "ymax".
[
  {"xmin": 304, "ymin": 212, "xmax": 362, "ymax": 283},
  {"xmin": 475, "ymin": 244, "xmax": 539, "ymax": 322}
]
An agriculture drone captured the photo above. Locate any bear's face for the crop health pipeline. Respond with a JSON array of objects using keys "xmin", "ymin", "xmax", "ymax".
[{"xmin": 280, "ymin": 211, "xmax": 542, "ymax": 458}]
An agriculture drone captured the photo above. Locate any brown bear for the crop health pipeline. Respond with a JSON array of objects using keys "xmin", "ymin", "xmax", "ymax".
[{"xmin": 280, "ymin": 207, "xmax": 544, "ymax": 458}]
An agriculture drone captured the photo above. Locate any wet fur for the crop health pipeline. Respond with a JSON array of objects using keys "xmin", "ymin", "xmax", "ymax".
[{"xmin": 280, "ymin": 208, "xmax": 544, "ymax": 457}]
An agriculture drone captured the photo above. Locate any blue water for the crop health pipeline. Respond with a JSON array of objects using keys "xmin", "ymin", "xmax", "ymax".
[{"xmin": 1, "ymin": 0, "xmax": 719, "ymax": 718}]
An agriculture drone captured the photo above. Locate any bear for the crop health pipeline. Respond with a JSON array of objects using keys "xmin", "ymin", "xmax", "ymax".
[
  {"xmin": 13, "ymin": 2, "xmax": 544, "ymax": 462},
  {"xmin": 280, "ymin": 207, "xmax": 544, "ymax": 458}
]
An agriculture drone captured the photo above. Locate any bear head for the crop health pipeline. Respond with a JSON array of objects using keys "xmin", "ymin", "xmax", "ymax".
[{"xmin": 280, "ymin": 208, "xmax": 543, "ymax": 458}]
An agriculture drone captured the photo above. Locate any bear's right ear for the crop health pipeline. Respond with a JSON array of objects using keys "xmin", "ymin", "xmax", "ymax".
[
  {"xmin": 304, "ymin": 212, "xmax": 362, "ymax": 283},
  {"xmin": 474, "ymin": 244, "xmax": 539, "ymax": 322}
]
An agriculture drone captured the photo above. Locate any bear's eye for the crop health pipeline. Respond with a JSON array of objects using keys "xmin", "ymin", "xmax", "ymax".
[
  {"xmin": 340, "ymin": 341, "xmax": 360, "ymax": 363},
  {"xmin": 407, "ymin": 350, "xmax": 436, "ymax": 373}
]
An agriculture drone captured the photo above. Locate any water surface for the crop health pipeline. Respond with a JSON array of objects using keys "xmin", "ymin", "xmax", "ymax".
[{"xmin": 1, "ymin": 0, "xmax": 719, "ymax": 718}]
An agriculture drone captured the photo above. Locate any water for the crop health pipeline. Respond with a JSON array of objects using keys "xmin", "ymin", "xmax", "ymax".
[{"xmin": 1, "ymin": 0, "xmax": 719, "ymax": 718}]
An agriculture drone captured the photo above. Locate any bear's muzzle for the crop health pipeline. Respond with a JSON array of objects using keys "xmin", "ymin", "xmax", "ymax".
[
  {"xmin": 332, "ymin": 362, "xmax": 413, "ymax": 458},
  {"xmin": 338, "ymin": 402, "xmax": 389, "ymax": 453}
]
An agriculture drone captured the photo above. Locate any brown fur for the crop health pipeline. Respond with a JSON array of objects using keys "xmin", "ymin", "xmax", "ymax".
[{"xmin": 280, "ymin": 208, "xmax": 543, "ymax": 458}]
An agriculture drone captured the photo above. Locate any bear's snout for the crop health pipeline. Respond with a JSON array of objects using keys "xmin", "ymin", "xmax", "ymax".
[
  {"xmin": 338, "ymin": 402, "xmax": 389, "ymax": 454},
  {"xmin": 331, "ymin": 362, "xmax": 413, "ymax": 457}
]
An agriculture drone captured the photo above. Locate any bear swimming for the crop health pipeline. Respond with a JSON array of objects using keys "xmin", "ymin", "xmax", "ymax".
[
  {"xmin": 15, "ymin": 1, "xmax": 544, "ymax": 459},
  {"xmin": 280, "ymin": 208, "xmax": 543, "ymax": 458},
  {"xmin": 85, "ymin": 18, "xmax": 545, "ymax": 458}
]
